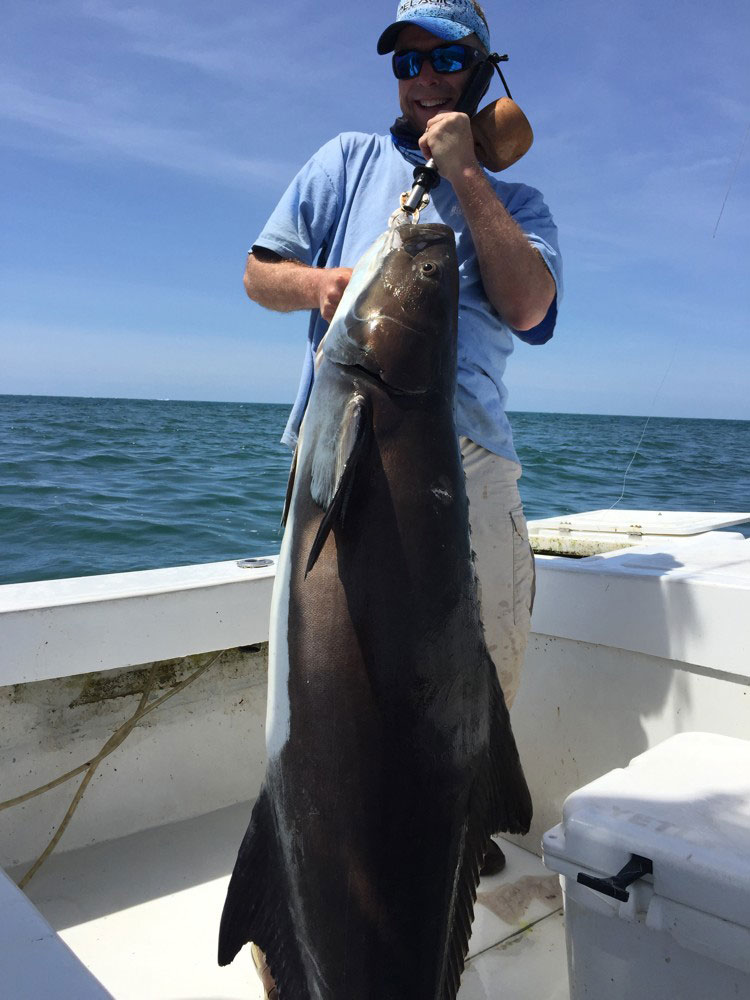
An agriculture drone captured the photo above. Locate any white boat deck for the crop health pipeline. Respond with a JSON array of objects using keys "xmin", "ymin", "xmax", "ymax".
[
  {"xmin": 5, "ymin": 514, "xmax": 750, "ymax": 998},
  {"xmin": 12, "ymin": 803, "xmax": 568, "ymax": 1000}
]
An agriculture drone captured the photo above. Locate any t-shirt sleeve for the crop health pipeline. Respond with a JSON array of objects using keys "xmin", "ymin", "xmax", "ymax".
[
  {"xmin": 252, "ymin": 138, "xmax": 345, "ymax": 266},
  {"xmin": 502, "ymin": 182, "xmax": 563, "ymax": 345}
]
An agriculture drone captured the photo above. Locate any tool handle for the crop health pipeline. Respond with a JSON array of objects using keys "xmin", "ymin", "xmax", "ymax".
[
  {"xmin": 454, "ymin": 57, "xmax": 497, "ymax": 117},
  {"xmin": 402, "ymin": 159, "xmax": 438, "ymax": 214}
]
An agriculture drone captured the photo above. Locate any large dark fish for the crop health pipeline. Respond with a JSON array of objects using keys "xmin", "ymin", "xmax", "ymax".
[{"xmin": 219, "ymin": 223, "xmax": 532, "ymax": 999}]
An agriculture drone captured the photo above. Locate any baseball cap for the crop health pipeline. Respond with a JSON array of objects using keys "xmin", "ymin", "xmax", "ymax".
[{"xmin": 377, "ymin": 0, "xmax": 491, "ymax": 56}]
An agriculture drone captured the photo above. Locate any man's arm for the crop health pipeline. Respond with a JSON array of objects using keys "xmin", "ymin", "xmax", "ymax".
[
  {"xmin": 419, "ymin": 113, "xmax": 556, "ymax": 332},
  {"xmin": 244, "ymin": 248, "xmax": 353, "ymax": 324}
]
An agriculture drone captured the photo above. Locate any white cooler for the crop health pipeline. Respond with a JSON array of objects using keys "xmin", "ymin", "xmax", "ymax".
[{"xmin": 542, "ymin": 732, "xmax": 750, "ymax": 999}]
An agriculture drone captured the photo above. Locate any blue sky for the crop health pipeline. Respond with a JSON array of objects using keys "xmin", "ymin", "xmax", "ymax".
[{"xmin": 1, "ymin": 0, "xmax": 748, "ymax": 418}]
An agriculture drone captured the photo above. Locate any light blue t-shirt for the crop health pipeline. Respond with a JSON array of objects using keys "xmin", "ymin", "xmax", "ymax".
[{"xmin": 253, "ymin": 131, "xmax": 562, "ymax": 462}]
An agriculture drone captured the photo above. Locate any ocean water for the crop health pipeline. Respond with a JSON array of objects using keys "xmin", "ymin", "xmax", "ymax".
[{"xmin": 1, "ymin": 395, "xmax": 748, "ymax": 586}]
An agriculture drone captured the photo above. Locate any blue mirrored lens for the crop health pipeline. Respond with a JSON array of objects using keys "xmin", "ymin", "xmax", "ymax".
[
  {"xmin": 392, "ymin": 45, "xmax": 479, "ymax": 80},
  {"xmin": 393, "ymin": 50, "xmax": 422, "ymax": 79},
  {"xmin": 430, "ymin": 46, "xmax": 468, "ymax": 73}
]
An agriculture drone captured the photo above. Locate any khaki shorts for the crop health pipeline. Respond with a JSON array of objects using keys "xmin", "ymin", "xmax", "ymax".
[{"xmin": 460, "ymin": 437, "xmax": 535, "ymax": 710}]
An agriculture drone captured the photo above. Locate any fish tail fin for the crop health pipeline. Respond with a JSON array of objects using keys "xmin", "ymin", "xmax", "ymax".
[{"xmin": 218, "ymin": 789, "xmax": 303, "ymax": 991}]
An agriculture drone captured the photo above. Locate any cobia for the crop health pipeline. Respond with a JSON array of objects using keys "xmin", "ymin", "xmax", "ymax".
[{"xmin": 219, "ymin": 223, "xmax": 532, "ymax": 1000}]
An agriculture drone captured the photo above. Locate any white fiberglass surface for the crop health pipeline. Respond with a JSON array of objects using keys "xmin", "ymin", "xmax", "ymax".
[{"xmin": 13, "ymin": 803, "xmax": 567, "ymax": 1000}]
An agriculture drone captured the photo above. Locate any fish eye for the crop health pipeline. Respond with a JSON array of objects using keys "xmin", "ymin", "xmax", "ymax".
[{"xmin": 421, "ymin": 261, "xmax": 438, "ymax": 276}]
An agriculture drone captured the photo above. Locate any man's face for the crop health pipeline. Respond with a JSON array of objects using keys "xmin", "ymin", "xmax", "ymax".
[{"xmin": 395, "ymin": 25, "xmax": 483, "ymax": 134}]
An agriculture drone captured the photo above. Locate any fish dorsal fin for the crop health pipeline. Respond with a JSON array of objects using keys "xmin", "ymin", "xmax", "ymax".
[
  {"xmin": 438, "ymin": 660, "xmax": 533, "ymax": 999},
  {"xmin": 280, "ymin": 445, "xmax": 298, "ymax": 529},
  {"xmin": 305, "ymin": 394, "xmax": 370, "ymax": 577}
]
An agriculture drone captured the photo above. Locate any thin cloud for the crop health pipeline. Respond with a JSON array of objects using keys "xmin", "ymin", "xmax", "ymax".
[
  {"xmin": 79, "ymin": 0, "xmax": 254, "ymax": 75},
  {"xmin": 0, "ymin": 75, "xmax": 294, "ymax": 186},
  {"xmin": 77, "ymin": 0, "xmax": 343, "ymax": 83}
]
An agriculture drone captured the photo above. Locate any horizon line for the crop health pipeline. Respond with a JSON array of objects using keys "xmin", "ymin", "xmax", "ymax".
[{"xmin": 1, "ymin": 392, "xmax": 748, "ymax": 423}]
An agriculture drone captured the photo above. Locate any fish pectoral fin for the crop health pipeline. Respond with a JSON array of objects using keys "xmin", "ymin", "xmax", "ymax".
[
  {"xmin": 310, "ymin": 391, "xmax": 370, "ymax": 510},
  {"xmin": 305, "ymin": 394, "xmax": 370, "ymax": 577}
]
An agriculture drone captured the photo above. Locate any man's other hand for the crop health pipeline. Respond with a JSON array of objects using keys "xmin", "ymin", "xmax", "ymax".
[
  {"xmin": 243, "ymin": 252, "xmax": 353, "ymax": 321},
  {"xmin": 319, "ymin": 268, "xmax": 353, "ymax": 323}
]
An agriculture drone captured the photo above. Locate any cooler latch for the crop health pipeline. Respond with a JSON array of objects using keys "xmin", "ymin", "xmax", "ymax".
[{"xmin": 577, "ymin": 854, "xmax": 653, "ymax": 902}]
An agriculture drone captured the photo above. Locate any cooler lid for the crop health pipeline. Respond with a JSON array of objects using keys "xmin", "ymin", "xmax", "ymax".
[
  {"xmin": 529, "ymin": 510, "xmax": 750, "ymax": 537},
  {"xmin": 545, "ymin": 733, "xmax": 750, "ymax": 929}
]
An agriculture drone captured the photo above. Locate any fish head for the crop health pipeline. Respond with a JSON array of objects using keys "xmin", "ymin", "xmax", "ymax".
[{"xmin": 323, "ymin": 223, "xmax": 458, "ymax": 397}]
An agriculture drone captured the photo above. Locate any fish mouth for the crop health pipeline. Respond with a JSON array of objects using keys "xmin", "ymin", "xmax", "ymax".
[{"xmin": 337, "ymin": 362, "xmax": 428, "ymax": 397}]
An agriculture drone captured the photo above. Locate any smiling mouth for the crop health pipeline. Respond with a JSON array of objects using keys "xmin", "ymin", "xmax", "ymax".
[{"xmin": 417, "ymin": 98, "xmax": 451, "ymax": 109}]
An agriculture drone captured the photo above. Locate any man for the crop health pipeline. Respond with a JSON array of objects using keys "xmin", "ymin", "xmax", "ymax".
[{"xmin": 246, "ymin": 0, "xmax": 560, "ymax": 873}]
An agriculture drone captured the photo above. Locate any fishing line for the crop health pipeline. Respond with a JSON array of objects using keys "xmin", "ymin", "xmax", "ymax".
[
  {"xmin": 713, "ymin": 122, "xmax": 750, "ymax": 239},
  {"xmin": 608, "ymin": 336, "xmax": 681, "ymax": 510},
  {"xmin": 608, "ymin": 124, "xmax": 747, "ymax": 510}
]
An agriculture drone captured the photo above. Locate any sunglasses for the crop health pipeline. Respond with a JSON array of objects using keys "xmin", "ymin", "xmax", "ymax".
[{"xmin": 392, "ymin": 43, "xmax": 486, "ymax": 81}]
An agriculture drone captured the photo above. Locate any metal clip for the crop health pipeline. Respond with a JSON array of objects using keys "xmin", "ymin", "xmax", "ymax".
[{"xmin": 389, "ymin": 190, "xmax": 430, "ymax": 228}]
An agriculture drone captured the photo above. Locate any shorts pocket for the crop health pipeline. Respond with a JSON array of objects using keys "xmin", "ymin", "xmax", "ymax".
[{"xmin": 510, "ymin": 507, "xmax": 536, "ymax": 624}]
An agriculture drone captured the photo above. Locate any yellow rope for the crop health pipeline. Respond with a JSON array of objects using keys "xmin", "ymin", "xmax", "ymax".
[{"xmin": 1, "ymin": 651, "xmax": 222, "ymax": 889}]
